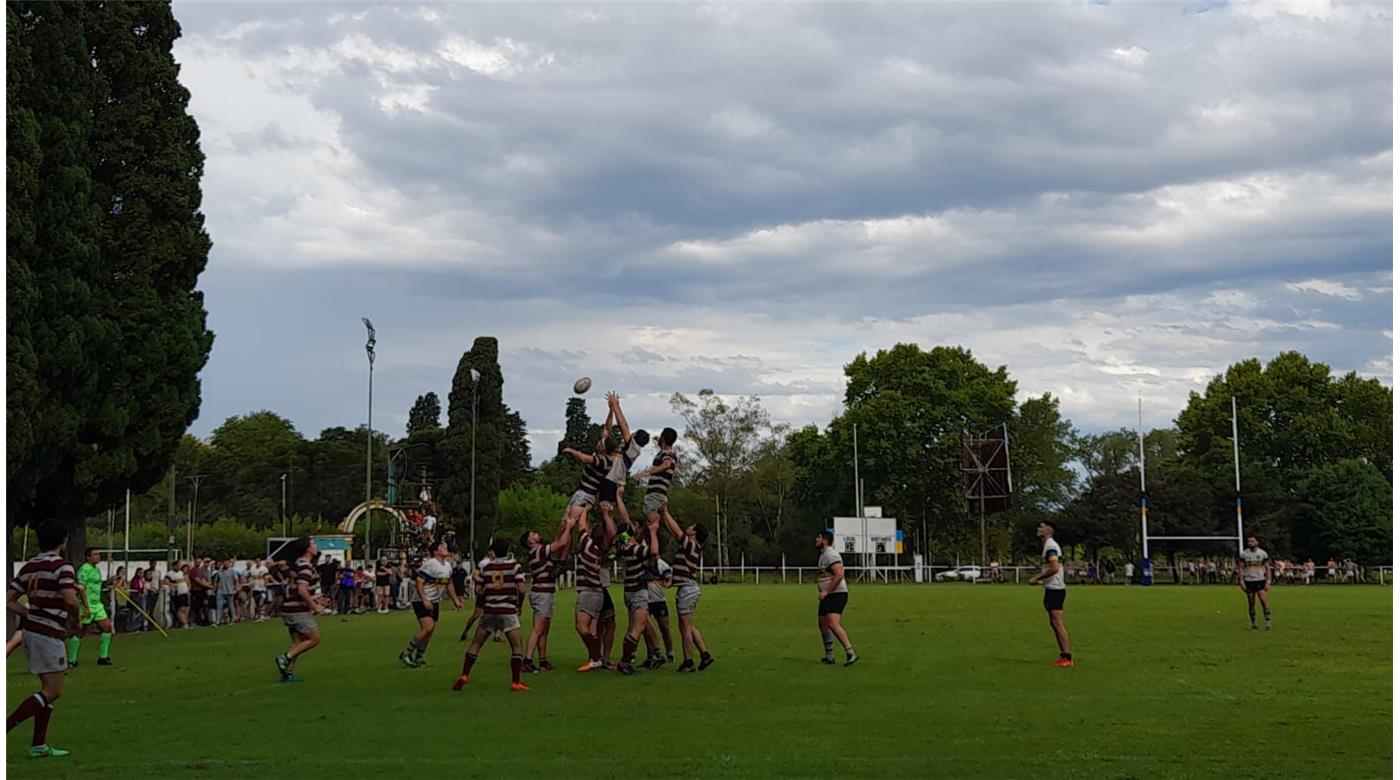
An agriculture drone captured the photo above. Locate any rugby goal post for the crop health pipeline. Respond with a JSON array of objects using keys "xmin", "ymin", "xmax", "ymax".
[{"xmin": 1137, "ymin": 397, "xmax": 1244, "ymax": 586}]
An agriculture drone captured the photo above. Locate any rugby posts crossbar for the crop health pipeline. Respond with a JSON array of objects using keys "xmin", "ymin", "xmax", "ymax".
[{"xmin": 1146, "ymin": 536, "xmax": 1240, "ymax": 541}]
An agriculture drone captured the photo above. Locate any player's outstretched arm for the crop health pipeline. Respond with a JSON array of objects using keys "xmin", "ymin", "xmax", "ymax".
[
  {"xmin": 601, "ymin": 505, "xmax": 618, "ymax": 547},
  {"xmin": 548, "ymin": 516, "xmax": 576, "ymax": 558},
  {"xmin": 561, "ymin": 447, "xmax": 594, "ymax": 465},
  {"xmin": 661, "ymin": 509, "xmax": 684, "ymax": 542},
  {"xmin": 608, "ymin": 392, "xmax": 632, "ymax": 443}
]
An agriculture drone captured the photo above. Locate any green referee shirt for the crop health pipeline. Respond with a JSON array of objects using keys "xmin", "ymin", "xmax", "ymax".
[{"xmin": 77, "ymin": 562, "xmax": 104, "ymax": 610}]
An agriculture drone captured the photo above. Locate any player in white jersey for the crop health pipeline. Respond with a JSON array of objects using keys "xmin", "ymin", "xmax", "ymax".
[
  {"xmin": 815, "ymin": 531, "xmax": 857, "ymax": 666},
  {"xmin": 400, "ymin": 540, "xmax": 463, "ymax": 668},
  {"xmin": 1028, "ymin": 522, "xmax": 1072, "ymax": 667},
  {"xmin": 1237, "ymin": 536, "xmax": 1273, "ymax": 630}
]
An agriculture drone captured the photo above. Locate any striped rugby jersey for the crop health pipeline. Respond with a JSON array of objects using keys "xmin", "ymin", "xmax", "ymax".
[
  {"xmin": 646, "ymin": 448, "xmax": 677, "ymax": 499},
  {"xmin": 479, "ymin": 559, "xmax": 525, "ymax": 615},
  {"xmin": 528, "ymin": 544, "xmax": 557, "ymax": 593},
  {"xmin": 671, "ymin": 536, "xmax": 701, "ymax": 584},
  {"xmin": 9, "ymin": 552, "xmax": 76, "ymax": 640},
  {"xmin": 575, "ymin": 535, "xmax": 604, "ymax": 592},
  {"xmin": 412, "ymin": 558, "xmax": 454, "ymax": 603},
  {"xmin": 280, "ymin": 558, "xmax": 320, "ymax": 614},
  {"xmin": 1240, "ymin": 548, "xmax": 1270, "ymax": 582},
  {"xmin": 619, "ymin": 535, "xmax": 651, "ymax": 593},
  {"xmin": 577, "ymin": 453, "xmax": 610, "ymax": 497}
]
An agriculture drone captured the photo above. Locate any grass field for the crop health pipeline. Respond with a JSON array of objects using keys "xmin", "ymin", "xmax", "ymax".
[{"xmin": 7, "ymin": 585, "xmax": 1392, "ymax": 778}]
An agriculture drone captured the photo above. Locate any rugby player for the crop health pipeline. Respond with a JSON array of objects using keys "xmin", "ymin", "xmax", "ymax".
[
  {"xmin": 454, "ymin": 539, "xmax": 530, "ymax": 692},
  {"xmin": 815, "ymin": 531, "xmax": 857, "ymax": 667},
  {"xmin": 274, "ymin": 537, "xmax": 326, "ymax": 682},
  {"xmin": 646, "ymin": 557, "xmax": 675, "ymax": 666},
  {"xmin": 573, "ymin": 499, "xmax": 617, "ymax": 672},
  {"xmin": 1028, "ymin": 522, "xmax": 1072, "ymax": 666},
  {"xmin": 658, "ymin": 511, "xmax": 714, "ymax": 671},
  {"xmin": 521, "ymin": 514, "xmax": 576, "ymax": 673},
  {"xmin": 1238, "ymin": 536, "xmax": 1273, "ymax": 630},
  {"xmin": 401, "ymin": 540, "xmax": 463, "ymax": 668},
  {"xmin": 6, "ymin": 523, "xmax": 80, "ymax": 758}
]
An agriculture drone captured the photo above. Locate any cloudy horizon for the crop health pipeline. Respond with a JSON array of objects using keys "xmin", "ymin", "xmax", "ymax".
[{"xmin": 171, "ymin": 1, "xmax": 1393, "ymax": 461}]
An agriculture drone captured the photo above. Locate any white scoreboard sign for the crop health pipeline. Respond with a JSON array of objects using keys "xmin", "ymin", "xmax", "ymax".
[{"xmin": 832, "ymin": 516, "xmax": 897, "ymax": 555}]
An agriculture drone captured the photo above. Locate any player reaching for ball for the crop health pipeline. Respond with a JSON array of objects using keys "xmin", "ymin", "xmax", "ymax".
[{"xmin": 454, "ymin": 539, "xmax": 529, "ymax": 692}]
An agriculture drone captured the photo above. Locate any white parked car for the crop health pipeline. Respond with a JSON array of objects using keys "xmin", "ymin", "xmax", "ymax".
[{"xmin": 936, "ymin": 565, "xmax": 982, "ymax": 582}]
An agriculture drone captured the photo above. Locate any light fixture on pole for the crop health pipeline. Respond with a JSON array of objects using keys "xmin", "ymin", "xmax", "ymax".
[
  {"xmin": 362, "ymin": 317, "xmax": 376, "ymax": 564},
  {"xmin": 469, "ymin": 366, "xmax": 480, "ymax": 561}
]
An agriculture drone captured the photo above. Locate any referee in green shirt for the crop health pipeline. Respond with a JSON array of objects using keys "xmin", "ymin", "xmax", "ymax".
[{"xmin": 68, "ymin": 547, "xmax": 115, "ymax": 667}]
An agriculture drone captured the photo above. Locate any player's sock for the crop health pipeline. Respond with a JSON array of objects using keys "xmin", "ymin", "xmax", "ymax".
[
  {"xmin": 511, "ymin": 654, "xmax": 523, "ymax": 683},
  {"xmin": 584, "ymin": 634, "xmax": 601, "ymax": 661},
  {"xmin": 1263, "ymin": 608, "xmax": 1272, "ymax": 623},
  {"xmin": 98, "ymin": 633, "xmax": 112, "ymax": 660},
  {"xmin": 460, "ymin": 652, "xmax": 478, "ymax": 677},
  {"xmin": 66, "ymin": 637, "xmax": 80, "ymax": 664},
  {"xmin": 1060, "ymin": 652, "xmax": 1072, "ymax": 661},
  {"xmin": 6, "ymin": 693, "xmax": 45, "ymax": 732},
  {"xmin": 821, "ymin": 630, "xmax": 834, "ymax": 660},
  {"xmin": 414, "ymin": 639, "xmax": 428, "ymax": 663},
  {"xmin": 843, "ymin": 644, "xmax": 855, "ymax": 659},
  {"xmin": 1248, "ymin": 605, "xmax": 1257, "ymax": 625},
  {"xmin": 621, "ymin": 636, "xmax": 639, "ymax": 664},
  {"xmin": 32, "ymin": 700, "xmax": 52, "ymax": 746}
]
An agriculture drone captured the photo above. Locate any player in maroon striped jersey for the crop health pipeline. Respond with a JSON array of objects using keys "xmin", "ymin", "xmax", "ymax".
[
  {"xmin": 573, "ymin": 502, "xmax": 617, "ymax": 672},
  {"xmin": 657, "ymin": 511, "xmax": 714, "ymax": 672},
  {"xmin": 6, "ymin": 522, "xmax": 81, "ymax": 759},
  {"xmin": 520, "ymin": 514, "xmax": 576, "ymax": 673},
  {"xmin": 454, "ymin": 539, "xmax": 530, "ymax": 692}
]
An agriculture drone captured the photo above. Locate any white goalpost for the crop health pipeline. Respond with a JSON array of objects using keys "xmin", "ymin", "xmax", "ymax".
[{"xmin": 1139, "ymin": 396, "xmax": 1244, "ymax": 585}]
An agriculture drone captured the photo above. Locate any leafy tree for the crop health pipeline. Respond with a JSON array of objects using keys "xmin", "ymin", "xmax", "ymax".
[
  {"xmin": 406, "ymin": 391, "xmax": 442, "ymax": 434},
  {"xmin": 1294, "ymin": 460, "xmax": 1391, "ymax": 563},
  {"xmin": 7, "ymin": 2, "xmax": 212, "ymax": 561}
]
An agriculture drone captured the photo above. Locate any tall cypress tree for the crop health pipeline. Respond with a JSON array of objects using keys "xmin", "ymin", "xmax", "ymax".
[
  {"xmin": 407, "ymin": 391, "xmax": 442, "ymax": 434},
  {"xmin": 7, "ymin": 2, "xmax": 213, "ymax": 555}
]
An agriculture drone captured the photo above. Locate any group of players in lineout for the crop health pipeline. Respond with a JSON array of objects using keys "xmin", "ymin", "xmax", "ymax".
[{"xmin": 5, "ymin": 391, "xmax": 1284, "ymax": 757}]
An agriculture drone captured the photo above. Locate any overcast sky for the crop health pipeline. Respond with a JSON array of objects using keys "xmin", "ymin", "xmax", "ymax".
[{"xmin": 171, "ymin": 1, "xmax": 1392, "ymax": 462}]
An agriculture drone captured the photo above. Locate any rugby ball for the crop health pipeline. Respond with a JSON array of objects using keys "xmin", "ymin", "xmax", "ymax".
[{"xmin": 573, "ymin": 377, "xmax": 592, "ymax": 395}]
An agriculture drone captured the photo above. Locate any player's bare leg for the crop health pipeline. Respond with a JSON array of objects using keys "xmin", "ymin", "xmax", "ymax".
[
  {"xmin": 822, "ymin": 613, "xmax": 852, "ymax": 662},
  {"xmin": 507, "ymin": 628, "xmax": 529, "ymax": 691},
  {"xmin": 7, "ymin": 669, "xmax": 68, "ymax": 757},
  {"xmin": 283, "ymin": 627, "xmax": 321, "ymax": 677},
  {"xmin": 455, "ymin": 626, "xmax": 492, "ymax": 689},
  {"xmin": 651, "ymin": 613, "xmax": 673, "ymax": 660},
  {"xmin": 1256, "ymin": 589, "xmax": 1273, "ymax": 629},
  {"xmin": 575, "ymin": 611, "xmax": 601, "ymax": 671},
  {"xmin": 599, "ymin": 613, "xmax": 616, "ymax": 667},
  {"xmin": 1047, "ymin": 610, "xmax": 1071, "ymax": 658},
  {"xmin": 618, "ymin": 605, "xmax": 650, "ymax": 675},
  {"xmin": 677, "ymin": 613, "xmax": 698, "ymax": 669},
  {"xmin": 6, "ymin": 630, "xmax": 22, "ymax": 657},
  {"xmin": 526, "ymin": 614, "xmax": 551, "ymax": 664}
]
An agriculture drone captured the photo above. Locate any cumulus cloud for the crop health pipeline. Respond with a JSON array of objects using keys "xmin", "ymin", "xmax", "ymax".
[{"xmin": 169, "ymin": 1, "xmax": 1393, "ymax": 459}]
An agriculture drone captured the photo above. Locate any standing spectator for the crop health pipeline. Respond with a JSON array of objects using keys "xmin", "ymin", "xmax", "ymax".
[
  {"xmin": 359, "ymin": 566, "xmax": 375, "ymax": 612},
  {"xmin": 189, "ymin": 560, "xmax": 213, "ymax": 626},
  {"xmin": 375, "ymin": 557, "xmax": 392, "ymax": 614},
  {"xmin": 1345, "ymin": 559, "xmax": 1358, "ymax": 583},
  {"xmin": 126, "ymin": 568, "xmax": 146, "ymax": 632},
  {"xmin": 268, "ymin": 560, "xmax": 287, "ymax": 617},
  {"xmin": 337, "ymin": 565, "xmax": 356, "ymax": 615},
  {"xmin": 1206, "ymin": 559, "xmax": 1218, "ymax": 584},
  {"xmin": 214, "ymin": 560, "xmax": 241, "ymax": 625},
  {"xmin": 1125, "ymin": 561, "xmax": 1134, "ymax": 585},
  {"xmin": 318, "ymin": 558, "xmax": 340, "ymax": 614},
  {"xmin": 1304, "ymin": 559, "xmax": 1315, "ymax": 585},
  {"xmin": 249, "ymin": 559, "xmax": 269, "ymax": 620},
  {"xmin": 142, "ymin": 566, "xmax": 160, "ymax": 630},
  {"xmin": 397, "ymin": 561, "xmax": 413, "ymax": 608},
  {"xmin": 1327, "ymin": 558, "xmax": 1338, "ymax": 583},
  {"xmin": 165, "ymin": 563, "xmax": 191, "ymax": 629}
]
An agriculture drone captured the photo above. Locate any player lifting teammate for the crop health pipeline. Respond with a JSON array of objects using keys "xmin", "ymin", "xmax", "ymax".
[
  {"xmin": 69, "ymin": 547, "xmax": 114, "ymax": 668},
  {"xmin": 657, "ymin": 504, "xmax": 715, "ymax": 672},
  {"xmin": 1238, "ymin": 535, "xmax": 1273, "ymax": 630},
  {"xmin": 616, "ymin": 519, "xmax": 660, "ymax": 675},
  {"xmin": 573, "ymin": 499, "xmax": 617, "ymax": 672},
  {"xmin": 6, "ymin": 522, "xmax": 80, "ymax": 759},
  {"xmin": 454, "ymin": 539, "xmax": 530, "ymax": 692},
  {"xmin": 815, "ymin": 531, "xmax": 858, "ymax": 666},
  {"xmin": 401, "ymin": 540, "xmax": 463, "ymax": 668},
  {"xmin": 521, "ymin": 514, "xmax": 577, "ymax": 673}
]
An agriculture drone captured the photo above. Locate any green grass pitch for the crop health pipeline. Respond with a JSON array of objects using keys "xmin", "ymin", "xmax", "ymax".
[{"xmin": 7, "ymin": 585, "xmax": 1391, "ymax": 777}]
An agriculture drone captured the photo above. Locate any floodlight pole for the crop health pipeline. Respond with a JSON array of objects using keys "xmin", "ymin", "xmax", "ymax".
[
  {"xmin": 363, "ymin": 317, "xmax": 376, "ymax": 564},
  {"xmin": 1231, "ymin": 395, "xmax": 1243, "ymax": 556},
  {"xmin": 1138, "ymin": 397, "xmax": 1150, "ymax": 585},
  {"xmin": 853, "ymin": 423, "xmax": 864, "ymax": 573}
]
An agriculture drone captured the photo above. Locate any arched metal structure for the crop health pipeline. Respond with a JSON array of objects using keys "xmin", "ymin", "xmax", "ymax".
[{"xmin": 338, "ymin": 499, "xmax": 409, "ymax": 535}]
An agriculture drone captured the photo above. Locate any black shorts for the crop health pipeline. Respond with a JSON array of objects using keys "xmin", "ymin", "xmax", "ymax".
[
  {"xmin": 412, "ymin": 602, "xmax": 440, "ymax": 622},
  {"xmin": 375, "ymin": 576, "xmax": 390, "ymax": 588},
  {"xmin": 598, "ymin": 481, "xmax": 619, "ymax": 504},
  {"xmin": 648, "ymin": 600, "xmax": 669, "ymax": 618},
  {"xmin": 173, "ymin": 593, "xmax": 190, "ymax": 609},
  {"xmin": 1043, "ymin": 589, "xmax": 1067, "ymax": 612},
  {"xmin": 1244, "ymin": 580, "xmax": 1267, "ymax": 593},
  {"xmin": 818, "ymin": 592, "xmax": 848, "ymax": 616}
]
